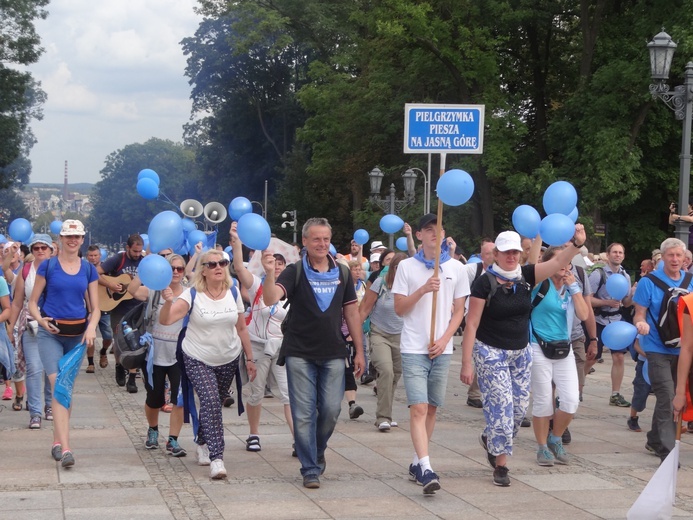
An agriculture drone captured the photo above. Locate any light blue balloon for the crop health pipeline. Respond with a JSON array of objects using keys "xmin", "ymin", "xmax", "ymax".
[
  {"xmin": 138, "ymin": 168, "xmax": 160, "ymax": 186},
  {"xmin": 181, "ymin": 218, "xmax": 196, "ymax": 233},
  {"xmin": 601, "ymin": 321, "xmax": 637, "ymax": 351},
  {"xmin": 9, "ymin": 218, "xmax": 32, "ymax": 242},
  {"xmin": 567, "ymin": 207, "xmax": 578, "ymax": 223},
  {"xmin": 228, "ymin": 197, "xmax": 253, "ymax": 221},
  {"xmin": 542, "ymin": 181, "xmax": 578, "ymax": 216},
  {"xmin": 148, "ymin": 210, "xmax": 184, "ymax": 253},
  {"xmin": 237, "ymin": 213, "xmax": 271, "ymax": 251},
  {"xmin": 140, "ymin": 233, "xmax": 149, "ymax": 250},
  {"xmin": 137, "ymin": 178, "xmax": 159, "ymax": 200},
  {"xmin": 642, "ymin": 359, "xmax": 651, "ymax": 385},
  {"xmin": 354, "ymin": 229, "xmax": 369, "ymax": 245},
  {"xmin": 138, "ymin": 254, "xmax": 173, "ymax": 291},
  {"xmin": 380, "ymin": 214, "xmax": 404, "ymax": 234},
  {"xmin": 436, "ymin": 169, "xmax": 475, "ymax": 206},
  {"xmin": 396, "ymin": 237, "xmax": 408, "ymax": 251},
  {"xmin": 100, "ymin": 248, "xmax": 108, "ymax": 262},
  {"xmin": 174, "ymin": 241, "xmax": 189, "ymax": 256},
  {"xmin": 512, "ymin": 205, "xmax": 541, "ymax": 238},
  {"xmin": 329, "ymin": 244, "xmax": 337, "ymax": 256},
  {"xmin": 467, "ymin": 255, "xmax": 482, "ymax": 264},
  {"xmin": 605, "ymin": 273, "xmax": 630, "ymax": 300},
  {"xmin": 224, "ymin": 245, "xmax": 234, "ymax": 260},
  {"xmin": 539, "ymin": 213, "xmax": 574, "ymax": 246},
  {"xmin": 187, "ymin": 229, "xmax": 207, "ymax": 252},
  {"xmin": 0, "ymin": 234, "xmax": 6, "ymax": 244},
  {"xmin": 50, "ymin": 220, "xmax": 63, "ymax": 235}
]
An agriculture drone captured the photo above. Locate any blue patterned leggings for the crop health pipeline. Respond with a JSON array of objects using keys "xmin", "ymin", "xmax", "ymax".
[
  {"xmin": 183, "ymin": 353, "xmax": 238, "ymax": 461},
  {"xmin": 474, "ymin": 340, "xmax": 532, "ymax": 457}
]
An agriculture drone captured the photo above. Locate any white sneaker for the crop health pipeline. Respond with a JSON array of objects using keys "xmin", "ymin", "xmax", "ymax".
[
  {"xmin": 210, "ymin": 459, "xmax": 227, "ymax": 479},
  {"xmin": 197, "ymin": 444, "xmax": 211, "ymax": 466},
  {"xmin": 390, "ymin": 420, "xmax": 398, "ymax": 427},
  {"xmin": 378, "ymin": 421, "xmax": 391, "ymax": 431}
]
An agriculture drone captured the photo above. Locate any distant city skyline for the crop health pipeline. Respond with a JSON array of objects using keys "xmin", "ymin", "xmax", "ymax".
[{"xmin": 23, "ymin": 0, "xmax": 201, "ymax": 184}]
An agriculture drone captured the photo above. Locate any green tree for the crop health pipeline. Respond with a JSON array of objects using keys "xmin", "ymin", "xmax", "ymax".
[{"xmin": 87, "ymin": 139, "xmax": 201, "ymax": 245}]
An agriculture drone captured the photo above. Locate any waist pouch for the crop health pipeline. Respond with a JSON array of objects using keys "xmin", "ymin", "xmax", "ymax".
[
  {"xmin": 538, "ymin": 338, "xmax": 571, "ymax": 360},
  {"xmin": 53, "ymin": 318, "xmax": 88, "ymax": 337}
]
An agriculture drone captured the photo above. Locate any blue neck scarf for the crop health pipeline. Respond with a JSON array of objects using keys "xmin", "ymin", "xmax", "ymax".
[
  {"xmin": 486, "ymin": 264, "xmax": 523, "ymax": 283},
  {"xmin": 303, "ymin": 255, "xmax": 341, "ymax": 312},
  {"xmin": 413, "ymin": 241, "xmax": 451, "ymax": 270}
]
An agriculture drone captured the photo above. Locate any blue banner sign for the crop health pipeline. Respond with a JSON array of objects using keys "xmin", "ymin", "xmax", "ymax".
[{"xmin": 404, "ymin": 103, "xmax": 485, "ymax": 154}]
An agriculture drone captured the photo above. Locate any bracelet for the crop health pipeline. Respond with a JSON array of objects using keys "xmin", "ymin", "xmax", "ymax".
[
  {"xmin": 246, "ymin": 359, "xmax": 255, "ymax": 364},
  {"xmin": 570, "ymin": 237, "xmax": 584, "ymax": 248},
  {"xmin": 568, "ymin": 282, "xmax": 581, "ymax": 295}
]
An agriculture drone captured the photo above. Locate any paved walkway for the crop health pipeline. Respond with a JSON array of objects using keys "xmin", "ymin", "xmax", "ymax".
[{"xmin": 2, "ymin": 341, "xmax": 693, "ymax": 519}]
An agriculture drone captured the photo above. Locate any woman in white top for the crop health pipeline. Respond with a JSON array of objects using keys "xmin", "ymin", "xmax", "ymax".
[{"xmin": 159, "ymin": 249, "xmax": 256, "ymax": 479}]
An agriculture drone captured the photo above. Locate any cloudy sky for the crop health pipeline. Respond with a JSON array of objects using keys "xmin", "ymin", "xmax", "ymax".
[{"xmin": 24, "ymin": 0, "xmax": 202, "ymax": 184}]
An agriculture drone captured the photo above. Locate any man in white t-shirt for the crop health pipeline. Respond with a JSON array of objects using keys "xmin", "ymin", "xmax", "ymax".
[{"xmin": 392, "ymin": 213, "xmax": 469, "ymax": 495}]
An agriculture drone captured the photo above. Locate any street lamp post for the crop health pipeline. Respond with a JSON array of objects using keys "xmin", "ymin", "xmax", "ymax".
[
  {"xmin": 405, "ymin": 167, "xmax": 431, "ymax": 214},
  {"xmin": 282, "ymin": 210, "xmax": 298, "ymax": 243},
  {"xmin": 648, "ymin": 30, "xmax": 693, "ymax": 245},
  {"xmin": 368, "ymin": 167, "xmax": 418, "ymax": 249}
]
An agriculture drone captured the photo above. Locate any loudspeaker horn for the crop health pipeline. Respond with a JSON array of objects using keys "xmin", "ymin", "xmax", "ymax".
[
  {"xmin": 204, "ymin": 201, "xmax": 228, "ymax": 224},
  {"xmin": 180, "ymin": 199, "xmax": 203, "ymax": 218}
]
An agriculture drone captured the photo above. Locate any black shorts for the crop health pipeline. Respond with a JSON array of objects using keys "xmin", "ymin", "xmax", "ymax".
[{"xmin": 142, "ymin": 364, "xmax": 181, "ymax": 409}]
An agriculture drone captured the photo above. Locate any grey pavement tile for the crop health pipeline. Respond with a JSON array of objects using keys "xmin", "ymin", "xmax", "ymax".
[
  {"xmin": 315, "ymin": 496, "xmax": 432, "ymax": 519},
  {"xmin": 493, "ymin": 509, "xmax": 600, "ymax": 520},
  {"xmin": 1, "ymin": 490, "xmax": 62, "ymax": 509},
  {"xmin": 441, "ymin": 475, "xmax": 536, "ymax": 494},
  {"xmin": 64, "ymin": 506, "xmax": 174, "ymax": 519},
  {"xmin": 462, "ymin": 490, "xmax": 568, "ymax": 511},
  {"xmin": 62, "ymin": 487, "xmax": 167, "ymax": 508},
  {"xmin": 57, "ymin": 452, "xmax": 150, "ymax": 484},
  {"xmin": 549, "ymin": 489, "xmax": 641, "ymax": 509},
  {"xmin": 4, "ymin": 509, "xmax": 64, "ymax": 520},
  {"xmin": 513, "ymin": 473, "xmax": 622, "ymax": 492},
  {"xmin": 216, "ymin": 500, "xmax": 330, "ymax": 520}
]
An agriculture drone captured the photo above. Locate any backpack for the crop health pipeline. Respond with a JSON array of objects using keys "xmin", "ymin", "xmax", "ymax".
[
  {"xmin": 115, "ymin": 291, "xmax": 160, "ymax": 370},
  {"xmin": 645, "ymin": 272, "xmax": 693, "ymax": 348},
  {"xmin": 483, "ymin": 270, "xmax": 528, "ymax": 307},
  {"xmin": 39, "ymin": 257, "xmax": 95, "ymax": 314}
]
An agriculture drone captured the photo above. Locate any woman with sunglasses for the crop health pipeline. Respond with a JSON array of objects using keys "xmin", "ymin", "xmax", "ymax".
[
  {"xmin": 128, "ymin": 254, "xmax": 188, "ymax": 457},
  {"xmin": 8, "ymin": 234, "xmax": 54, "ymax": 429},
  {"xmin": 159, "ymin": 249, "xmax": 256, "ymax": 479},
  {"xmin": 28, "ymin": 220, "xmax": 100, "ymax": 468}
]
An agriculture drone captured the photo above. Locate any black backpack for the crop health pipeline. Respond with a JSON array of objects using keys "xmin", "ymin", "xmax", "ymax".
[
  {"xmin": 645, "ymin": 272, "xmax": 693, "ymax": 348},
  {"xmin": 114, "ymin": 291, "xmax": 160, "ymax": 370}
]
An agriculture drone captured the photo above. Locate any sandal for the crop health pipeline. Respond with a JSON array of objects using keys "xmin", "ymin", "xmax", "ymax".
[
  {"xmin": 246, "ymin": 435, "xmax": 261, "ymax": 452},
  {"xmin": 12, "ymin": 394, "xmax": 24, "ymax": 411},
  {"xmin": 99, "ymin": 354, "xmax": 108, "ymax": 369},
  {"xmin": 86, "ymin": 365, "xmax": 95, "ymax": 373}
]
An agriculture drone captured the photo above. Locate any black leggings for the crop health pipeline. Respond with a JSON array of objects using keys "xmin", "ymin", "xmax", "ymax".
[{"xmin": 142, "ymin": 364, "xmax": 181, "ymax": 409}]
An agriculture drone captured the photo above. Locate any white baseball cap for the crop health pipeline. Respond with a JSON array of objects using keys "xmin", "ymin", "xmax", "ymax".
[{"xmin": 495, "ymin": 231, "xmax": 522, "ymax": 252}]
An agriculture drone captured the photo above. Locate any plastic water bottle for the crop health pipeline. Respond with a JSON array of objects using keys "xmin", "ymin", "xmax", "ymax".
[{"xmin": 122, "ymin": 322, "xmax": 139, "ymax": 351}]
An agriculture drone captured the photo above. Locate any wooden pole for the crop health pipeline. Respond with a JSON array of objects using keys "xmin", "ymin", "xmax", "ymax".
[{"xmin": 429, "ymin": 153, "xmax": 446, "ymax": 348}]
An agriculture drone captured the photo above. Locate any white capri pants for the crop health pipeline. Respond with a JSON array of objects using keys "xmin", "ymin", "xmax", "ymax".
[
  {"xmin": 530, "ymin": 342, "xmax": 579, "ymax": 417},
  {"xmin": 247, "ymin": 339, "xmax": 290, "ymax": 406}
]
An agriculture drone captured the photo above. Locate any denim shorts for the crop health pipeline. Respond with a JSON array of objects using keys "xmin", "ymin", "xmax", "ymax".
[
  {"xmin": 401, "ymin": 353, "xmax": 451, "ymax": 407},
  {"xmin": 37, "ymin": 328, "xmax": 84, "ymax": 376},
  {"xmin": 98, "ymin": 312, "xmax": 113, "ymax": 341}
]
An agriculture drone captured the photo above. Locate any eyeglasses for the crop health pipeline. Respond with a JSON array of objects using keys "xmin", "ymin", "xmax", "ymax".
[
  {"xmin": 172, "ymin": 266, "xmax": 185, "ymax": 273},
  {"xmin": 203, "ymin": 259, "xmax": 230, "ymax": 269},
  {"xmin": 159, "ymin": 251, "xmax": 172, "ymax": 257},
  {"xmin": 32, "ymin": 245, "xmax": 49, "ymax": 252}
]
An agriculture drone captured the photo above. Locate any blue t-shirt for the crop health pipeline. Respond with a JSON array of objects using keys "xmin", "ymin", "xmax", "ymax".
[
  {"xmin": 0, "ymin": 277, "xmax": 9, "ymax": 299},
  {"xmin": 530, "ymin": 279, "xmax": 571, "ymax": 343},
  {"xmin": 38, "ymin": 258, "xmax": 99, "ymax": 319},
  {"xmin": 633, "ymin": 269, "xmax": 693, "ymax": 355}
]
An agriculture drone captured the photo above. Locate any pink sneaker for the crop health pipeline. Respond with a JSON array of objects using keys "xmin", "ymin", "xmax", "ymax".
[{"xmin": 2, "ymin": 386, "xmax": 13, "ymax": 400}]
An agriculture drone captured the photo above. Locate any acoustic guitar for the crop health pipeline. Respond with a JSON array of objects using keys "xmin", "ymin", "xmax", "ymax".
[{"xmin": 98, "ymin": 274, "xmax": 134, "ymax": 312}]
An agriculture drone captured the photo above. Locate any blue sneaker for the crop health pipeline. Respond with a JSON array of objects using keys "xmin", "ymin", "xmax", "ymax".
[
  {"xmin": 417, "ymin": 468, "xmax": 441, "ymax": 495},
  {"xmin": 145, "ymin": 428, "xmax": 159, "ymax": 449},
  {"xmin": 408, "ymin": 463, "xmax": 421, "ymax": 482}
]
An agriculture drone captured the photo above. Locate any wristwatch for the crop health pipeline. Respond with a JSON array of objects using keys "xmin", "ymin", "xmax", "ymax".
[
  {"xmin": 587, "ymin": 337, "xmax": 597, "ymax": 343},
  {"xmin": 570, "ymin": 237, "xmax": 584, "ymax": 248}
]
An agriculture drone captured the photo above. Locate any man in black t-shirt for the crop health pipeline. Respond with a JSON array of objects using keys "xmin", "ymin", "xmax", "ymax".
[
  {"xmin": 98, "ymin": 234, "xmax": 143, "ymax": 393},
  {"xmin": 262, "ymin": 217, "xmax": 365, "ymax": 490}
]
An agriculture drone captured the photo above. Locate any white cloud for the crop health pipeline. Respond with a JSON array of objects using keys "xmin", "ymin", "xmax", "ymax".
[{"xmin": 26, "ymin": 0, "xmax": 201, "ymax": 183}]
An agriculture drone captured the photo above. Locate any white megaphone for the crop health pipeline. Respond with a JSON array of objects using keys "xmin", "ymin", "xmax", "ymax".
[
  {"xmin": 180, "ymin": 199, "xmax": 203, "ymax": 219},
  {"xmin": 204, "ymin": 202, "xmax": 227, "ymax": 225}
]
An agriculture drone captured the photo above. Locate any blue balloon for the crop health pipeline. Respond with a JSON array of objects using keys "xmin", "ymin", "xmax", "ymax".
[
  {"xmin": 138, "ymin": 168, "xmax": 160, "ymax": 186},
  {"xmin": 237, "ymin": 213, "xmax": 271, "ymax": 251},
  {"xmin": 467, "ymin": 255, "xmax": 482, "ymax": 264},
  {"xmin": 567, "ymin": 207, "xmax": 578, "ymax": 223},
  {"xmin": 228, "ymin": 197, "xmax": 253, "ymax": 221},
  {"xmin": 50, "ymin": 220, "xmax": 63, "ymax": 235},
  {"xmin": 396, "ymin": 236, "xmax": 408, "ymax": 251},
  {"xmin": 436, "ymin": 169, "xmax": 475, "ymax": 206},
  {"xmin": 140, "ymin": 233, "xmax": 149, "ymax": 250},
  {"xmin": 138, "ymin": 254, "xmax": 173, "ymax": 291},
  {"xmin": 9, "ymin": 218, "xmax": 32, "ymax": 242},
  {"xmin": 606, "ymin": 273, "xmax": 630, "ymax": 300},
  {"xmin": 539, "ymin": 213, "xmax": 575, "ymax": 246},
  {"xmin": 187, "ymin": 229, "xmax": 207, "ymax": 252},
  {"xmin": 224, "ymin": 245, "xmax": 234, "ymax": 260},
  {"xmin": 0, "ymin": 234, "xmax": 6, "ymax": 244},
  {"xmin": 137, "ymin": 178, "xmax": 159, "ymax": 200},
  {"xmin": 512, "ymin": 205, "xmax": 541, "ymax": 238},
  {"xmin": 174, "ymin": 241, "xmax": 189, "ymax": 256},
  {"xmin": 181, "ymin": 218, "xmax": 196, "ymax": 233},
  {"xmin": 354, "ymin": 229, "xmax": 369, "ymax": 245},
  {"xmin": 148, "ymin": 211, "xmax": 184, "ymax": 253},
  {"xmin": 642, "ymin": 359, "xmax": 651, "ymax": 386},
  {"xmin": 100, "ymin": 248, "xmax": 108, "ymax": 262},
  {"xmin": 380, "ymin": 214, "xmax": 404, "ymax": 234},
  {"xmin": 543, "ymin": 181, "xmax": 578, "ymax": 216},
  {"xmin": 601, "ymin": 321, "xmax": 637, "ymax": 351},
  {"xmin": 329, "ymin": 244, "xmax": 337, "ymax": 256}
]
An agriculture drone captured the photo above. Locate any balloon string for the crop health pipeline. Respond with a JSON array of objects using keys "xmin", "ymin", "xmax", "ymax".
[{"xmin": 158, "ymin": 191, "xmax": 180, "ymax": 210}]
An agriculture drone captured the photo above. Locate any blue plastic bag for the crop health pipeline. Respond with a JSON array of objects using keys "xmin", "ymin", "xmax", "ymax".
[{"xmin": 54, "ymin": 343, "xmax": 86, "ymax": 409}]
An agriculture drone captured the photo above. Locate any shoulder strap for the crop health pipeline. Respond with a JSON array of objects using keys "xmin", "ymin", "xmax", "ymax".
[
  {"xmin": 182, "ymin": 288, "xmax": 197, "ymax": 327},
  {"xmin": 117, "ymin": 252, "xmax": 127, "ymax": 273},
  {"xmin": 230, "ymin": 277, "xmax": 238, "ymax": 301},
  {"xmin": 532, "ymin": 279, "xmax": 551, "ymax": 309},
  {"xmin": 22, "ymin": 262, "xmax": 31, "ymax": 281},
  {"xmin": 294, "ymin": 259, "xmax": 303, "ymax": 291},
  {"xmin": 145, "ymin": 290, "xmax": 161, "ymax": 328},
  {"xmin": 575, "ymin": 265, "xmax": 585, "ymax": 287},
  {"xmin": 484, "ymin": 271, "xmax": 498, "ymax": 307},
  {"xmin": 595, "ymin": 267, "xmax": 606, "ymax": 294},
  {"xmin": 646, "ymin": 273, "xmax": 670, "ymax": 293},
  {"xmin": 475, "ymin": 262, "xmax": 483, "ymax": 280},
  {"xmin": 681, "ymin": 272, "xmax": 693, "ymax": 289}
]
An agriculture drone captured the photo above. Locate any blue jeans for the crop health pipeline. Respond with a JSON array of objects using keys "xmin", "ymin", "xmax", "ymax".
[
  {"xmin": 286, "ymin": 356, "xmax": 345, "ymax": 477},
  {"xmin": 23, "ymin": 330, "xmax": 52, "ymax": 417}
]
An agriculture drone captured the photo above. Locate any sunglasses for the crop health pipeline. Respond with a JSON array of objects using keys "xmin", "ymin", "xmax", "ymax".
[
  {"xmin": 32, "ymin": 245, "xmax": 50, "ymax": 252},
  {"xmin": 203, "ymin": 259, "xmax": 230, "ymax": 269},
  {"xmin": 172, "ymin": 266, "xmax": 185, "ymax": 273},
  {"xmin": 159, "ymin": 251, "xmax": 172, "ymax": 257}
]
